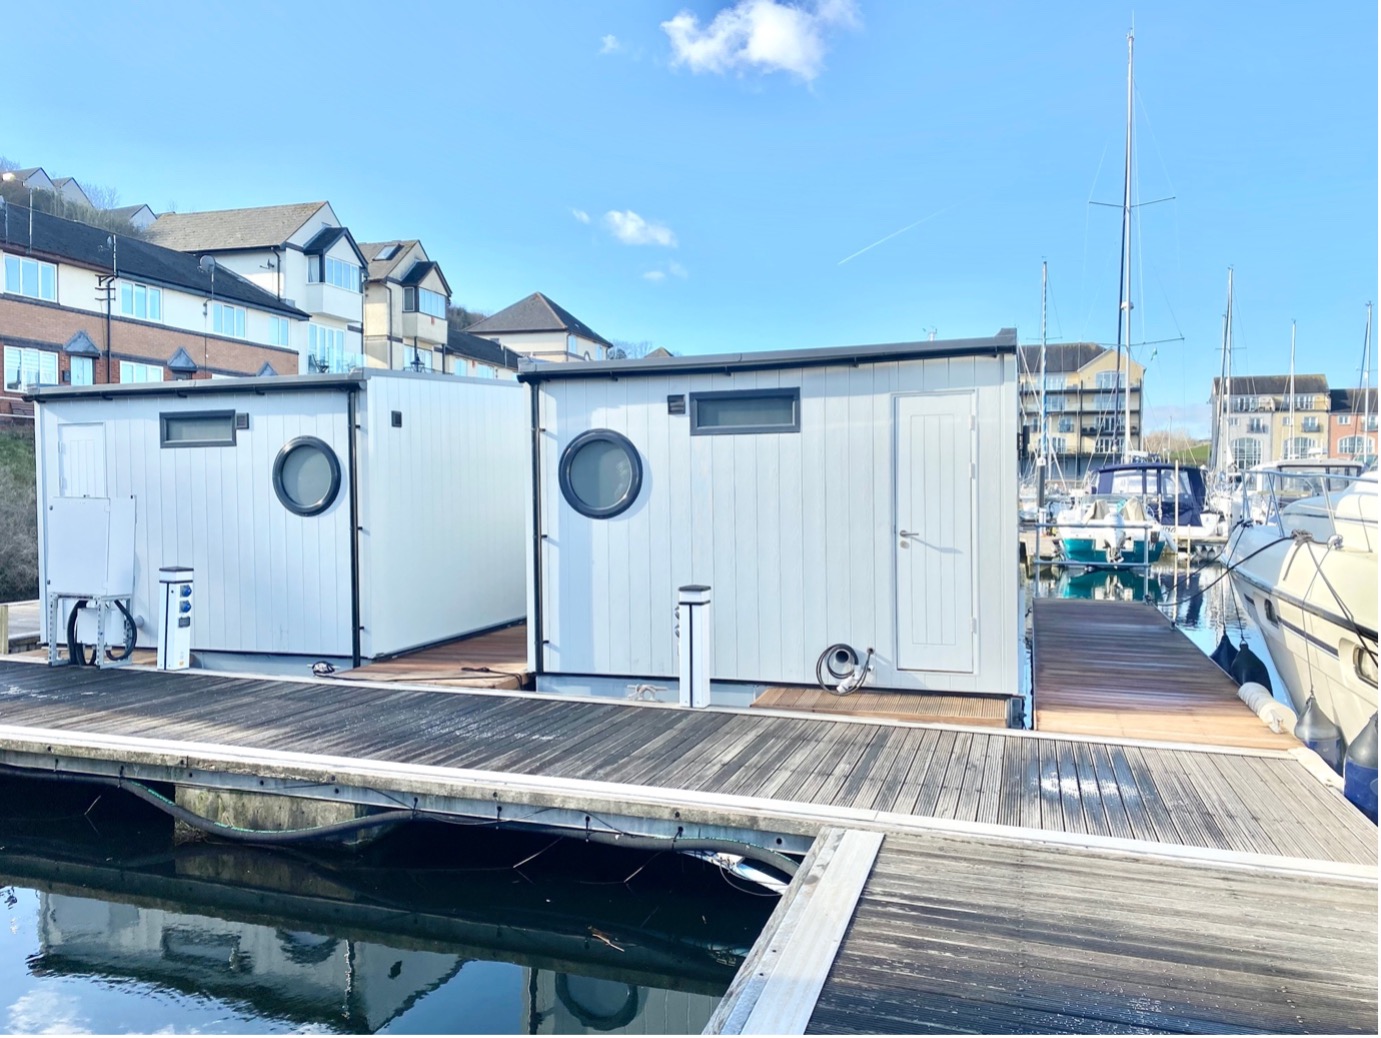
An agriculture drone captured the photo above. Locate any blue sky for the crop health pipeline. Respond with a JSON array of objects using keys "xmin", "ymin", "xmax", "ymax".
[{"xmin": 5, "ymin": 1, "xmax": 1376, "ymax": 433}]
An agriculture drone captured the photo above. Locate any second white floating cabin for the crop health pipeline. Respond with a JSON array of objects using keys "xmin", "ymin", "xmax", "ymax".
[{"xmin": 520, "ymin": 330, "xmax": 1019, "ymax": 705}]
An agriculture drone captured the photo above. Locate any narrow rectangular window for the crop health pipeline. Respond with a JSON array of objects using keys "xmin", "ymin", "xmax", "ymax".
[
  {"xmin": 149, "ymin": 287, "xmax": 162, "ymax": 321},
  {"xmin": 161, "ymin": 410, "xmax": 237, "ymax": 447},
  {"xmin": 269, "ymin": 316, "xmax": 290, "ymax": 346},
  {"xmin": 689, "ymin": 388, "xmax": 800, "ymax": 435}
]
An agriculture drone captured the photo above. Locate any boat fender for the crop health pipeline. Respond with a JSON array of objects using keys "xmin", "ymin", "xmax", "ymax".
[
  {"xmin": 1209, "ymin": 634, "xmax": 1239, "ymax": 675},
  {"xmin": 1293, "ymin": 695, "xmax": 1344, "ymax": 775},
  {"xmin": 1236, "ymin": 682, "xmax": 1296, "ymax": 734},
  {"xmin": 1343, "ymin": 712, "xmax": 1378, "ymax": 822},
  {"xmin": 1229, "ymin": 644, "xmax": 1272, "ymax": 692}
]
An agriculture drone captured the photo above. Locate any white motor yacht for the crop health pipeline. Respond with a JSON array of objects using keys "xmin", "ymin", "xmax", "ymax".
[{"xmin": 1226, "ymin": 471, "xmax": 1378, "ymax": 745}]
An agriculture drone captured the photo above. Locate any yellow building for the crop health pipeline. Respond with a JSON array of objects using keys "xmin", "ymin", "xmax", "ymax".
[
  {"xmin": 1020, "ymin": 343, "xmax": 1144, "ymax": 479},
  {"xmin": 1209, "ymin": 375, "xmax": 1331, "ymax": 468}
]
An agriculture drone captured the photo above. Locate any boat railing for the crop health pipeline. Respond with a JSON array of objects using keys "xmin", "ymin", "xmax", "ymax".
[{"xmin": 1249, "ymin": 469, "xmax": 1377, "ymax": 553}]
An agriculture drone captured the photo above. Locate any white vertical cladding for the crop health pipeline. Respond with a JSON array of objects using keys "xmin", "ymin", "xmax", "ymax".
[
  {"xmin": 538, "ymin": 354, "xmax": 1018, "ymax": 694},
  {"xmin": 35, "ymin": 390, "xmax": 354, "ymax": 657},
  {"xmin": 359, "ymin": 374, "xmax": 527, "ymax": 658}
]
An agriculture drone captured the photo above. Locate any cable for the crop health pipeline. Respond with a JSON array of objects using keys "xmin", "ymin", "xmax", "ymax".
[
  {"xmin": 64, "ymin": 599, "xmax": 137, "ymax": 666},
  {"xmin": 1171, "ymin": 530, "xmax": 1294, "ymax": 608},
  {"xmin": 105, "ymin": 600, "xmax": 137, "ymax": 662}
]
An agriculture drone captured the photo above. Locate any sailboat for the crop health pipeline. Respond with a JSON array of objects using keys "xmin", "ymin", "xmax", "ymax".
[{"xmin": 1055, "ymin": 28, "xmax": 1168, "ymax": 568}]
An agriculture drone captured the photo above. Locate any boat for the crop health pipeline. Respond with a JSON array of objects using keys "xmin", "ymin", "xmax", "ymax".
[
  {"xmin": 1233, "ymin": 458, "xmax": 1367, "ymax": 527},
  {"xmin": 1080, "ymin": 460, "xmax": 1226, "ymax": 552},
  {"xmin": 1225, "ymin": 470, "xmax": 1378, "ymax": 745}
]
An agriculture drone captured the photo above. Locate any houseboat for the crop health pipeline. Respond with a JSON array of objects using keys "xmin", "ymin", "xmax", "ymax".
[{"xmin": 517, "ymin": 331, "xmax": 1020, "ymax": 705}]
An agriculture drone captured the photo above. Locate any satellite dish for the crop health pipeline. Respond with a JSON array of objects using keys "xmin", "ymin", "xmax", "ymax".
[{"xmin": 198, "ymin": 255, "xmax": 215, "ymax": 273}]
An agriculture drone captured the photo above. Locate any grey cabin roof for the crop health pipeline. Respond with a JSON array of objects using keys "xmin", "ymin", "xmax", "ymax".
[
  {"xmin": 519, "ymin": 328, "xmax": 1019, "ymax": 382},
  {"xmin": 445, "ymin": 329, "xmax": 522, "ymax": 370},
  {"xmin": 1018, "ymin": 343, "xmax": 1108, "ymax": 376},
  {"xmin": 26, "ymin": 368, "xmax": 476, "ymax": 404},
  {"xmin": 0, "ymin": 205, "xmax": 308, "ymax": 319},
  {"xmin": 1330, "ymin": 387, "xmax": 1377, "ymax": 412},
  {"xmin": 107, "ymin": 203, "xmax": 154, "ymax": 220},
  {"xmin": 1211, "ymin": 374, "xmax": 1330, "ymax": 396},
  {"xmin": 468, "ymin": 292, "xmax": 614, "ymax": 350},
  {"xmin": 146, "ymin": 201, "xmax": 328, "ymax": 251}
]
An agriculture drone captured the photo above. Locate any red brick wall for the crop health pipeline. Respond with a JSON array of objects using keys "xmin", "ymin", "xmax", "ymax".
[{"xmin": 0, "ymin": 296, "xmax": 300, "ymax": 416}]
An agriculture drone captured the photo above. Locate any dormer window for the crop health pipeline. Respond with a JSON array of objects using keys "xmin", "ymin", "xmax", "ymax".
[
  {"xmin": 308, "ymin": 256, "xmax": 360, "ymax": 292},
  {"xmin": 404, "ymin": 287, "xmax": 447, "ymax": 318}
]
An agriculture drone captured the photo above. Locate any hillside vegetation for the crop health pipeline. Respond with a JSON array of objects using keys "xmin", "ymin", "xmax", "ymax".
[{"xmin": 0, "ymin": 429, "xmax": 38, "ymax": 603}]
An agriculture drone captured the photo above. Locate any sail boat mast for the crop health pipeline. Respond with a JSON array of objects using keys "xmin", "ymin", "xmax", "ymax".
[
  {"xmin": 1115, "ymin": 27, "xmax": 1136, "ymax": 462},
  {"xmin": 1288, "ymin": 320, "xmax": 1297, "ymax": 459},
  {"xmin": 1039, "ymin": 260, "xmax": 1048, "ymax": 509},
  {"xmin": 1212, "ymin": 269, "xmax": 1233, "ymax": 473}
]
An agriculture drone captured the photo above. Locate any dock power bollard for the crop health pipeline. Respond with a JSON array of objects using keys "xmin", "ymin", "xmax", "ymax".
[
  {"xmin": 676, "ymin": 584, "xmax": 712, "ymax": 708},
  {"xmin": 157, "ymin": 566, "xmax": 194, "ymax": 671}
]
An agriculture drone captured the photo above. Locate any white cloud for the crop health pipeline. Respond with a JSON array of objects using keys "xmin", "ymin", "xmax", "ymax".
[
  {"xmin": 8, "ymin": 991, "xmax": 91, "ymax": 1035},
  {"xmin": 600, "ymin": 34, "xmax": 622, "ymax": 54},
  {"xmin": 604, "ymin": 210, "xmax": 677, "ymax": 247},
  {"xmin": 642, "ymin": 270, "xmax": 667, "ymax": 282},
  {"xmin": 662, "ymin": 0, "xmax": 858, "ymax": 82},
  {"xmin": 644, "ymin": 260, "xmax": 690, "ymax": 283},
  {"xmin": 571, "ymin": 208, "xmax": 590, "ymax": 224},
  {"xmin": 667, "ymin": 260, "xmax": 689, "ymax": 278}
]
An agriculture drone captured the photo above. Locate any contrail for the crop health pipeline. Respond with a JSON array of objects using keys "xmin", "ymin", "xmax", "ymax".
[{"xmin": 836, "ymin": 203, "xmax": 959, "ymax": 266}]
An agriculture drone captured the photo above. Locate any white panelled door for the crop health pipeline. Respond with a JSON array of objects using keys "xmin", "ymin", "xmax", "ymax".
[
  {"xmin": 895, "ymin": 392, "xmax": 976, "ymax": 672},
  {"xmin": 57, "ymin": 423, "xmax": 107, "ymax": 497}
]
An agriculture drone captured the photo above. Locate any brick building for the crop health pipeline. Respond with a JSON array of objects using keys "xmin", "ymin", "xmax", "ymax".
[{"xmin": 2, "ymin": 204, "xmax": 306, "ymax": 420}]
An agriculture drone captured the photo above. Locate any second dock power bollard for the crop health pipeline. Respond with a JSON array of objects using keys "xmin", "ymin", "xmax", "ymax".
[{"xmin": 676, "ymin": 585, "xmax": 712, "ymax": 708}]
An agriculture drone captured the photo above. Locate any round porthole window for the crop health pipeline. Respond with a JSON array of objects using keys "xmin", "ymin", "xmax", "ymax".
[
  {"xmin": 559, "ymin": 429, "xmax": 642, "ymax": 519},
  {"xmin": 273, "ymin": 436, "xmax": 341, "ymax": 516}
]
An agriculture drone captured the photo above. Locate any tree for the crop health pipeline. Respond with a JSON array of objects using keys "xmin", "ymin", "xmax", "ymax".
[
  {"xmin": 447, "ymin": 305, "xmax": 490, "ymax": 332},
  {"xmin": 610, "ymin": 340, "xmax": 655, "ymax": 360}
]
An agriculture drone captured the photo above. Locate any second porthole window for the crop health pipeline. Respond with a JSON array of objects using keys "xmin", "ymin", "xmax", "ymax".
[{"xmin": 559, "ymin": 429, "xmax": 642, "ymax": 518}]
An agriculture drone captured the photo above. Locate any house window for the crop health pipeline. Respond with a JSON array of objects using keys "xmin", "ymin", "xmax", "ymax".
[
  {"xmin": 119, "ymin": 282, "xmax": 163, "ymax": 321},
  {"xmin": 407, "ymin": 347, "xmax": 434, "ymax": 371},
  {"xmin": 1057, "ymin": 417, "xmax": 1074, "ymax": 433},
  {"xmin": 119, "ymin": 361, "xmax": 164, "ymax": 383},
  {"xmin": 1338, "ymin": 415, "xmax": 1352, "ymax": 426},
  {"xmin": 70, "ymin": 356, "xmax": 94, "ymax": 386},
  {"xmin": 1285, "ymin": 436, "xmax": 1317, "ymax": 459},
  {"xmin": 689, "ymin": 388, "xmax": 800, "ymax": 435},
  {"xmin": 559, "ymin": 430, "xmax": 642, "ymax": 519},
  {"xmin": 1094, "ymin": 436, "xmax": 1120, "ymax": 453},
  {"xmin": 311, "ymin": 256, "xmax": 359, "ymax": 291},
  {"xmin": 1230, "ymin": 438, "xmax": 1262, "ymax": 469},
  {"xmin": 3, "ymin": 255, "xmax": 57, "ymax": 301},
  {"xmin": 1093, "ymin": 393, "xmax": 1118, "ymax": 411},
  {"xmin": 1049, "ymin": 436, "xmax": 1067, "ymax": 453},
  {"xmin": 1339, "ymin": 436, "xmax": 1375, "ymax": 457},
  {"xmin": 308, "ymin": 324, "xmax": 348, "ymax": 372},
  {"xmin": 3, "ymin": 345, "xmax": 58, "ymax": 390},
  {"xmin": 161, "ymin": 410, "xmax": 237, "ymax": 448},
  {"xmin": 404, "ymin": 287, "xmax": 447, "ymax": 318},
  {"xmin": 269, "ymin": 316, "xmax": 291, "ymax": 347},
  {"xmin": 1095, "ymin": 371, "xmax": 1126, "ymax": 389},
  {"xmin": 1043, "ymin": 395, "xmax": 1066, "ymax": 412},
  {"xmin": 213, "ymin": 302, "xmax": 246, "ymax": 338},
  {"xmin": 1248, "ymin": 418, "xmax": 1268, "ymax": 434},
  {"xmin": 1043, "ymin": 375, "xmax": 1066, "ymax": 390},
  {"xmin": 1301, "ymin": 417, "xmax": 1321, "ymax": 433}
]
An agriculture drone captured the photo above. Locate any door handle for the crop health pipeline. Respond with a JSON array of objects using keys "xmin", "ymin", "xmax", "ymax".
[{"xmin": 899, "ymin": 530, "xmax": 917, "ymax": 538}]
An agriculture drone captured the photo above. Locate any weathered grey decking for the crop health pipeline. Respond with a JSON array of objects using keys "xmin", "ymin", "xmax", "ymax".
[
  {"xmin": 0, "ymin": 660, "xmax": 1373, "ymax": 864},
  {"xmin": 805, "ymin": 831, "xmax": 1378, "ymax": 1034}
]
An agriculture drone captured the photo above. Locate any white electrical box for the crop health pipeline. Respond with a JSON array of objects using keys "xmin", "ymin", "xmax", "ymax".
[
  {"xmin": 157, "ymin": 566, "xmax": 194, "ymax": 671},
  {"xmin": 46, "ymin": 497, "xmax": 136, "ymax": 596}
]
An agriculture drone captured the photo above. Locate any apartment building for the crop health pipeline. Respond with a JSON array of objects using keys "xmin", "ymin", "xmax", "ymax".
[
  {"xmin": 1019, "ymin": 343, "xmax": 1144, "ymax": 479},
  {"xmin": 0, "ymin": 205, "xmax": 306, "ymax": 418},
  {"xmin": 466, "ymin": 292, "xmax": 613, "ymax": 363},
  {"xmin": 1329, "ymin": 387, "xmax": 1378, "ymax": 462},
  {"xmin": 1208, "ymin": 374, "xmax": 1332, "ymax": 468},
  {"xmin": 147, "ymin": 202, "xmax": 366, "ymax": 374},
  {"xmin": 359, "ymin": 240, "xmax": 452, "ymax": 371}
]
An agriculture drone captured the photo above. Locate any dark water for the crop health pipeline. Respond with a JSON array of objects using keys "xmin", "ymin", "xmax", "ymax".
[{"xmin": 0, "ymin": 776, "xmax": 775, "ymax": 1034}]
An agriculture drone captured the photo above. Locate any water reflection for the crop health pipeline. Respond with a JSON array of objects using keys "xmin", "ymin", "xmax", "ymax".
[{"xmin": 0, "ymin": 778, "xmax": 772, "ymax": 1034}]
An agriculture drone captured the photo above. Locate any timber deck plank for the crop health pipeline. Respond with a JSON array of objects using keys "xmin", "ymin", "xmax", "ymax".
[
  {"xmin": 1032, "ymin": 599, "xmax": 1299, "ymax": 749},
  {"xmin": 0, "ymin": 660, "xmax": 1373, "ymax": 865}
]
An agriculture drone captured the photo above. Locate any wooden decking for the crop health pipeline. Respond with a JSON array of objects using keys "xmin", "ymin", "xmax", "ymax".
[
  {"xmin": 0, "ymin": 659, "xmax": 1371, "ymax": 865},
  {"xmin": 796, "ymin": 830, "xmax": 1377, "ymax": 1035},
  {"xmin": 1033, "ymin": 598, "xmax": 1299, "ymax": 750},
  {"xmin": 752, "ymin": 686, "xmax": 1010, "ymax": 727},
  {"xmin": 343, "ymin": 623, "xmax": 529, "ymax": 689}
]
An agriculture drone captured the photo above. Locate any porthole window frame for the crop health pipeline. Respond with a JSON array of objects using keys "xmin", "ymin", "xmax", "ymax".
[
  {"xmin": 558, "ymin": 429, "xmax": 642, "ymax": 519},
  {"xmin": 272, "ymin": 435, "xmax": 342, "ymax": 517}
]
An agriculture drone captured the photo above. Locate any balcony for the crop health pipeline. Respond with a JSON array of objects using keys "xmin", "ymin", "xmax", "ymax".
[
  {"xmin": 401, "ymin": 309, "xmax": 448, "ymax": 347},
  {"xmin": 302, "ymin": 282, "xmax": 363, "ymax": 323}
]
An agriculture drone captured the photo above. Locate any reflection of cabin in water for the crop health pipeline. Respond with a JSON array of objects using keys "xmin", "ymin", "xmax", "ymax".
[
  {"xmin": 36, "ymin": 893, "xmax": 465, "ymax": 1031},
  {"xmin": 520, "ymin": 331, "xmax": 1020, "ymax": 704}
]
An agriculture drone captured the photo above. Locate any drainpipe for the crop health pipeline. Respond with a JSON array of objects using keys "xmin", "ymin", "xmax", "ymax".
[
  {"xmin": 384, "ymin": 282, "xmax": 394, "ymax": 370},
  {"xmin": 347, "ymin": 386, "xmax": 363, "ymax": 668}
]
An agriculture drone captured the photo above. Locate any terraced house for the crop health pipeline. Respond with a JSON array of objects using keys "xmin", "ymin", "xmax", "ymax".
[
  {"xmin": 0, "ymin": 204, "xmax": 306, "ymax": 421},
  {"xmin": 1018, "ymin": 342, "xmax": 1144, "ymax": 479},
  {"xmin": 1209, "ymin": 374, "xmax": 1332, "ymax": 467}
]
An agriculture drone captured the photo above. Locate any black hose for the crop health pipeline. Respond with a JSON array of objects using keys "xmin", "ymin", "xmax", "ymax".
[
  {"xmin": 105, "ymin": 600, "xmax": 138, "ymax": 662},
  {"xmin": 65, "ymin": 600, "xmax": 96, "ymax": 667}
]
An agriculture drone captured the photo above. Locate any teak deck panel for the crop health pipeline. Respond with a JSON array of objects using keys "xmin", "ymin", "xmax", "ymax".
[
  {"xmin": 0, "ymin": 660, "xmax": 1372, "ymax": 865},
  {"xmin": 753, "ymin": 686, "xmax": 1009, "ymax": 726},
  {"xmin": 804, "ymin": 831, "xmax": 1378, "ymax": 1035},
  {"xmin": 1033, "ymin": 599, "xmax": 1299, "ymax": 750},
  {"xmin": 342, "ymin": 623, "xmax": 530, "ymax": 689}
]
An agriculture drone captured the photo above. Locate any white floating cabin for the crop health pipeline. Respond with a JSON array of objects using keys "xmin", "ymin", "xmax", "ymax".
[
  {"xmin": 32, "ymin": 371, "xmax": 527, "ymax": 672},
  {"xmin": 520, "ymin": 330, "xmax": 1020, "ymax": 705}
]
